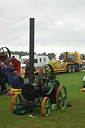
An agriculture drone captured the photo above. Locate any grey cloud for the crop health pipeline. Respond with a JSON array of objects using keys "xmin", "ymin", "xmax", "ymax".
[{"xmin": 0, "ymin": 0, "xmax": 85, "ymax": 58}]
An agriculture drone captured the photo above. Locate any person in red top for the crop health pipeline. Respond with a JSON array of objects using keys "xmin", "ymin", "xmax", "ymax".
[{"xmin": 7, "ymin": 62, "xmax": 14, "ymax": 85}]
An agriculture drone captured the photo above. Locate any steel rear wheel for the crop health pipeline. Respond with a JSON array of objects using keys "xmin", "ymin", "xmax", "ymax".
[
  {"xmin": 38, "ymin": 64, "xmax": 55, "ymax": 95},
  {"xmin": 0, "ymin": 47, "xmax": 11, "ymax": 57},
  {"xmin": 56, "ymin": 86, "xmax": 67, "ymax": 110},
  {"xmin": 41, "ymin": 97, "xmax": 51, "ymax": 116},
  {"xmin": 10, "ymin": 58, "xmax": 20, "ymax": 75},
  {"xmin": 0, "ymin": 47, "xmax": 11, "ymax": 61},
  {"xmin": 11, "ymin": 95, "xmax": 22, "ymax": 112},
  {"xmin": 4, "ymin": 57, "xmax": 20, "ymax": 75}
]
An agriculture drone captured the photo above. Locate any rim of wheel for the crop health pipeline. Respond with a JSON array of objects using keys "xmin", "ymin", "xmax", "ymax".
[
  {"xmin": 56, "ymin": 86, "xmax": 67, "ymax": 110},
  {"xmin": 11, "ymin": 95, "xmax": 22, "ymax": 112},
  {"xmin": 10, "ymin": 58, "xmax": 20, "ymax": 75},
  {"xmin": 0, "ymin": 47, "xmax": 11, "ymax": 61},
  {"xmin": 41, "ymin": 97, "xmax": 51, "ymax": 117},
  {"xmin": 38, "ymin": 64, "xmax": 55, "ymax": 95},
  {"xmin": 4, "ymin": 58, "xmax": 20, "ymax": 75},
  {"xmin": 0, "ymin": 47, "xmax": 11, "ymax": 57}
]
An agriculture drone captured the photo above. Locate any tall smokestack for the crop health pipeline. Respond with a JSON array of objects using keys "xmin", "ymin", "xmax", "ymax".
[{"xmin": 29, "ymin": 18, "xmax": 35, "ymax": 83}]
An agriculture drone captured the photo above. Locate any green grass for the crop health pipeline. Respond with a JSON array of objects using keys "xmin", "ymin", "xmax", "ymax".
[{"xmin": 0, "ymin": 71, "xmax": 85, "ymax": 128}]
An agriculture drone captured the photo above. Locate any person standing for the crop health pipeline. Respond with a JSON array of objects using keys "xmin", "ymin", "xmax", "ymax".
[
  {"xmin": 24, "ymin": 60, "xmax": 29, "ymax": 83},
  {"xmin": 4, "ymin": 63, "xmax": 7, "ymax": 82},
  {"xmin": 0, "ymin": 62, "xmax": 7, "ymax": 92},
  {"xmin": 7, "ymin": 62, "xmax": 14, "ymax": 85}
]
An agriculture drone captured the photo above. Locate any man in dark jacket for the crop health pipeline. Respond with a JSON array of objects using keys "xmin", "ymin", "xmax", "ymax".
[
  {"xmin": 0, "ymin": 62, "xmax": 7, "ymax": 92},
  {"xmin": 7, "ymin": 62, "xmax": 14, "ymax": 85},
  {"xmin": 11, "ymin": 71, "xmax": 24, "ymax": 89}
]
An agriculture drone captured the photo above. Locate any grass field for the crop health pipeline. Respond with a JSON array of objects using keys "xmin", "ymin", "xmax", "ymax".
[{"xmin": 0, "ymin": 71, "xmax": 85, "ymax": 128}]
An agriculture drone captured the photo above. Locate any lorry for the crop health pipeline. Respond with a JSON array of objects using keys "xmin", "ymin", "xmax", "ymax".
[
  {"xmin": 48, "ymin": 51, "xmax": 83, "ymax": 73},
  {"xmin": 20, "ymin": 55, "xmax": 50, "ymax": 68}
]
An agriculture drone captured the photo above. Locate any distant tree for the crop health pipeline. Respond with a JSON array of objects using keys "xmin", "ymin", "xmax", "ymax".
[
  {"xmin": 10, "ymin": 51, "xmax": 29, "ymax": 57},
  {"xmin": 59, "ymin": 53, "xmax": 64, "ymax": 60},
  {"xmin": 47, "ymin": 53, "xmax": 55, "ymax": 60},
  {"xmin": 10, "ymin": 51, "xmax": 37, "ymax": 58},
  {"xmin": 37, "ymin": 52, "xmax": 47, "ymax": 56},
  {"xmin": 41, "ymin": 52, "xmax": 47, "ymax": 56}
]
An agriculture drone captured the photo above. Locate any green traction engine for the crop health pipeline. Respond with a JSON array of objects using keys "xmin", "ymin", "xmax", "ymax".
[
  {"xmin": 11, "ymin": 18, "xmax": 67, "ymax": 117},
  {"xmin": 11, "ymin": 64, "xmax": 67, "ymax": 117}
]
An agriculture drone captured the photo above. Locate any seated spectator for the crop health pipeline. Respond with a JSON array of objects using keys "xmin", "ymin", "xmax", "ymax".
[
  {"xmin": 0, "ymin": 62, "xmax": 8, "ymax": 93},
  {"xmin": 11, "ymin": 71, "xmax": 24, "ymax": 89}
]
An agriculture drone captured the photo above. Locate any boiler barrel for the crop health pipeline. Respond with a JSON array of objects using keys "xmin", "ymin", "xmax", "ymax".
[{"xmin": 22, "ymin": 83, "xmax": 41, "ymax": 101}]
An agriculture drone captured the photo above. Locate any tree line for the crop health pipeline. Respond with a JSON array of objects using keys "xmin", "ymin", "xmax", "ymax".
[
  {"xmin": 11, "ymin": 51, "xmax": 85, "ymax": 60},
  {"xmin": 10, "ymin": 51, "xmax": 56, "ymax": 60}
]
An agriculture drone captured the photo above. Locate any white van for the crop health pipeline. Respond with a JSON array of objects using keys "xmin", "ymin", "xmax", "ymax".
[{"xmin": 20, "ymin": 55, "xmax": 50, "ymax": 68}]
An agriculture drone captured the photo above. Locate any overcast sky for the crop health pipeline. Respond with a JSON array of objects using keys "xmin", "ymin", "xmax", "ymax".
[{"xmin": 0, "ymin": 0, "xmax": 85, "ymax": 58}]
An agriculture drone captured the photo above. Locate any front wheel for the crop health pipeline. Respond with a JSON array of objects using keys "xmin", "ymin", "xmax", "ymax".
[
  {"xmin": 11, "ymin": 95, "xmax": 22, "ymax": 113},
  {"xmin": 41, "ymin": 97, "xmax": 51, "ymax": 116},
  {"xmin": 56, "ymin": 86, "xmax": 67, "ymax": 110}
]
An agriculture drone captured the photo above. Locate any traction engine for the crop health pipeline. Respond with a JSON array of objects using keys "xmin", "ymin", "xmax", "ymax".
[
  {"xmin": 11, "ymin": 18, "xmax": 67, "ymax": 117},
  {"xmin": 0, "ymin": 47, "xmax": 20, "ymax": 75},
  {"xmin": 11, "ymin": 64, "xmax": 67, "ymax": 116}
]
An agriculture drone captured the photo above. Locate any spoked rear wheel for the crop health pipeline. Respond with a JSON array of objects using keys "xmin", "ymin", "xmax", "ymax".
[
  {"xmin": 11, "ymin": 95, "xmax": 22, "ymax": 113},
  {"xmin": 38, "ymin": 64, "xmax": 55, "ymax": 95},
  {"xmin": 56, "ymin": 86, "xmax": 67, "ymax": 110},
  {"xmin": 41, "ymin": 97, "xmax": 51, "ymax": 116},
  {"xmin": 10, "ymin": 58, "xmax": 20, "ymax": 75},
  {"xmin": 4, "ymin": 57, "xmax": 20, "ymax": 75},
  {"xmin": 0, "ymin": 47, "xmax": 11, "ymax": 61}
]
